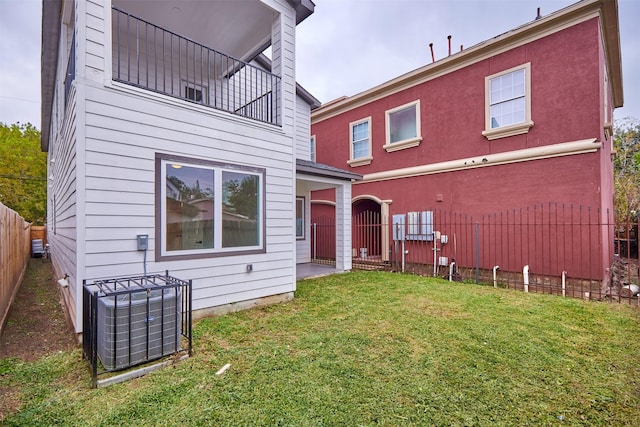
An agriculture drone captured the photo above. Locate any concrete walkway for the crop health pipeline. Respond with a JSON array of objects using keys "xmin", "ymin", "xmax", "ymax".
[{"xmin": 296, "ymin": 263, "xmax": 340, "ymax": 280}]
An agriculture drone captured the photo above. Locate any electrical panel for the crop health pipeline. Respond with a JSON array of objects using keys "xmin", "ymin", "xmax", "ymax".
[
  {"xmin": 392, "ymin": 214, "xmax": 406, "ymax": 241},
  {"xmin": 137, "ymin": 234, "xmax": 149, "ymax": 251},
  {"xmin": 405, "ymin": 211, "xmax": 434, "ymax": 241}
]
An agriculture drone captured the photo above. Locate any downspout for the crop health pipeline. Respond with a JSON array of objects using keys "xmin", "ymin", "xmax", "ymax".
[
  {"xmin": 523, "ymin": 265, "xmax": 530, "ymax": 292},
  {"xmin": 493, "ymin": 266, "xmax": 499, "ymax": 288},
  {"xmin": 449, "ymin": 261, "xmax": 456, "ymax": 282},
  {"xmin": 562, "ymin": 271, "xmax": 567, "ymax": 297}
]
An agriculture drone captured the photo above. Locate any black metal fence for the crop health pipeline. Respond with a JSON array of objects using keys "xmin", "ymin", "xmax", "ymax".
[
  {"xmin": 314, "ymin": 204, "xmax": 639, "ymax": 304},
  {"xmin": 112, "ymin": 6, "xmax": 281, "ymax": 125},
  {"xmin": 82, "ymin": 271, "xmax": 192, "ymax": 387}
]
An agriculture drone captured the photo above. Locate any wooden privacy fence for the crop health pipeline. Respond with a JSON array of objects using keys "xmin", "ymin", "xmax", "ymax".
[{"xmin": 0, "ymin": 203, "xmax": 32, "ymax": 334}]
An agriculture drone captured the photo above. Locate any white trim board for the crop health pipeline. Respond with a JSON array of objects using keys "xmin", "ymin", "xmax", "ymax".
[{"xmin": 358, "ymin": 139, "xmax": 600, "ymax": 184}]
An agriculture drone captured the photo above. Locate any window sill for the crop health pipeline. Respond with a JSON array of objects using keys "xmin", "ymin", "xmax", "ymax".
[
  {"xmin": 482, "ymin": 121, "xmax": 534, "ymax": 140},
  {"xmin": 383, "ymin": 136, "xmax": 422, "ymax": 153},
  {"xmin": 347, "ymin": 156, "xmax": 373, "ymax": 167}
]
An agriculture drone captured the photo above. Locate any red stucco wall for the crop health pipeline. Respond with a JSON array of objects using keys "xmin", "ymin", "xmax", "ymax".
[{"xmin": 311, "ymin": 17, "xmax": 615, "ymax": 281}]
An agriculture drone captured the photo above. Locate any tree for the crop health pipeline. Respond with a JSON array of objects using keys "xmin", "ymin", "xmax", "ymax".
[
  {"xmin": 0, "ymin": 123, "xmax": 46, "ymax": 224},
  {"xmin": 613, "ymin": 117, "xmax": 640, "ymax": 223},
  {"xmin": 224, "ymin": 175, "xmax": 258, "ymax": 219}
]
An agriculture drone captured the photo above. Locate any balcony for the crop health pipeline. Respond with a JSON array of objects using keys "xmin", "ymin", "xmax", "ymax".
[{"xmin": 111, "ymin": 6, "xmax": 281, "ymax": 126}]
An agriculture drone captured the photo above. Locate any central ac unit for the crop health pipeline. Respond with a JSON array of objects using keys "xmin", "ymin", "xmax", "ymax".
[{"xmin": 96, "ymin": 287, "xmax": 181, "ymax": 370}]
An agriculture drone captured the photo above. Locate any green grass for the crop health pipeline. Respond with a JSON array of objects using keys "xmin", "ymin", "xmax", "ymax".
[{"xmin": 2, "ymin": 271, "xmax": 639, "ymax": 426}]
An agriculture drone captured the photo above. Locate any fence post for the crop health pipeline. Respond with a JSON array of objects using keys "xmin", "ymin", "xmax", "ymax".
[
  {"xmin": 312, "ymin": 223, "xmax": 316, "ymax": 260},
  {"xmin": 474, "ymin": 222, "xmax": 480, "ymax": 284}
]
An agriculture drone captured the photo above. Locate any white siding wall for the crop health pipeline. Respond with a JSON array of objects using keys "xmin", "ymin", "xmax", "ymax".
[
  {"xmin": 295, "ymin": 95, "xmax": 312, "ymax": 161},
  {"xmin": 48, "ymin": 0, "xmax": 300, "ymax": 330},
  {"xmin": 85, "ymin": 0, "xmax": 105, "ymax": 82},
  {"xmin": 72, "ymin": 0, "xmax": 298, "ymax": 319},
  {"xmin": 294, "ymin": 93, "xmax": 313, "ymax": 264},
  {"xmin": 48, "ymin": 6, "xmax": 80, "ymax": 330},
  {"xmin": 82, "ymin": 83, "xmax": 296, "ymax": 312}
]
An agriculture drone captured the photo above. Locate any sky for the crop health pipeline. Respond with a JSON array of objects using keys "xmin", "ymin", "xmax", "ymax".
[{"xmin": 0, "ymin": 0, "xmax": 638, "ymax": 130}]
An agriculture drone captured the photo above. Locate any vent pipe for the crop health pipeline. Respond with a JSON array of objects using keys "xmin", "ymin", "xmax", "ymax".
[
  {"xmin": 429, "ymin": 43, "xmax": 435, "ymax": 63},
  {"xmin": 535, "ymin": 7, "xmax": 542, "ymax": 20},
  {"xmin": 447, "ymin": 35, "xmax": 451, "ymax": 56}
]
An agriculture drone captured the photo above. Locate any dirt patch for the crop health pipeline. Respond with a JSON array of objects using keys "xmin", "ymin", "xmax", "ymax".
[
  {"xmin": 0, "ymin": 258, "xmax": 78, "ymax": 421},
  {"xmin": 0, "ymin": 258, "xmax": 78, "ymax": 361}
]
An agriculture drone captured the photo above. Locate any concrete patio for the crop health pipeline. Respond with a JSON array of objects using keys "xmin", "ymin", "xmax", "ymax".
[{"xmin": 296, "ymin": 263, "xmax": 341, "ymax": 280}]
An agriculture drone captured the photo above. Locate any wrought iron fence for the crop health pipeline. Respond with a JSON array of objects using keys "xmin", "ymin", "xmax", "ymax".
[
  {"xmin": 313, "ymin": 204, "xmax": 639, "ymax": 304},
  {"xmin": 311, "ymin": 216, "xmax": 336, "ymax": 266},
  {"xmin": 112, "ymin": 6, "xmax": 281, "ymax": 125}
]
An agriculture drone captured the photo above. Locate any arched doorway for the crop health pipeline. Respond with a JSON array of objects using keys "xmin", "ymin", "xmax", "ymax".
[{"xmin": 352, "ymin": 196, "xmax": 391, "ymax": 262}]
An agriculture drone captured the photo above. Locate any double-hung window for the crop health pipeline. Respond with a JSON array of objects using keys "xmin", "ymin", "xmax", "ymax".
[
  {"xmin": 348, "ymin": 117, "xmax": 372, "ymax": 167},
  {"xmin": 384, "ymin": 100, "xmax": 422, "ymax": 152},
  {"xmin": 156, "ymin": 154, "xmax": 264, "ymax": 260},
  {"xmin": 482, "ymin": 63, "xmax": 533, "ymax": 140},
  {"xmin": 310, "ymin": 135, "xmax": 316, "ymax": 162}
]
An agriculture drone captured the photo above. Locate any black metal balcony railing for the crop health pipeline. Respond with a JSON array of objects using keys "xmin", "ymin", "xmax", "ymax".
[{"xmin": 112, "ymin": 6, "xmax": 281, "ymax": 126}]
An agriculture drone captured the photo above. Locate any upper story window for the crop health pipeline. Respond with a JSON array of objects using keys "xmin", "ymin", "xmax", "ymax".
[
  {"xmin": 482, "ymin": 63, "xmax": 533, "ymax": 140},
  {"xmin": 184, "ymin": 82, "xmax": 208, "ymax": 104},
  {"xmin": 348, "ymin": 117, "xmax": 373, "ymax": 167},
  {"xmin": 384, "ymin": 100, "xmax": 422, "ymax": 152},
  {"xmin": 310, "ymin": 135, "xmax": 316, "ymax": 162},
  {"xmin": 156, "ymin": 153, "xmax": 265, "ymax": 261}
]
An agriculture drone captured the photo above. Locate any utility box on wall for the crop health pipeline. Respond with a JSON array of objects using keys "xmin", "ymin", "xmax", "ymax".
[{"xmin": 392, "ymin": 214, "xmax": 406, "ymax": 241}]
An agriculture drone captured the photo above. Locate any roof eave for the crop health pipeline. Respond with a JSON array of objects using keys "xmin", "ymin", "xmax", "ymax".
[
  {"xmin": 601, "ymin": 0, "xmax": 623, "ymax": 108},
  {"xmin": 296, "ymin": 159, "xmax": 362, "ymax": 181},
  {"xmin": 40, "ymin": 0, "xmax": 63, "ymax": 152},
  {"xmin": 286, "ymin": 0, "xmax": 315, "ymax": 25}
]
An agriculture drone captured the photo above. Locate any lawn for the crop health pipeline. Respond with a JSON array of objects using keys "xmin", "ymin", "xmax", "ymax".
[{"xmin": 1, "ymin": 271, "xmax": 639, "ymax": 426}]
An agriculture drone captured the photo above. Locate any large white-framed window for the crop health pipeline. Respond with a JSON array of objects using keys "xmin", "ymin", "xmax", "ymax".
[
  {"xmin": 384, "ymin": 100, "xmax": 422, "ymax": 152},
  {"xmin": 310, "ymin": 135, "xmax": 316, "ymax": 162},
  {"xmin": 156, "ymin": 153, "xmax": 265, "ymax": 260},
  {"xmin": 348, "ymin": 117, "xmax": 373, "ymax": 167},
  {"xmin": 482, "ymin": 63, "xmax": 533, "ymax": 140}
]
